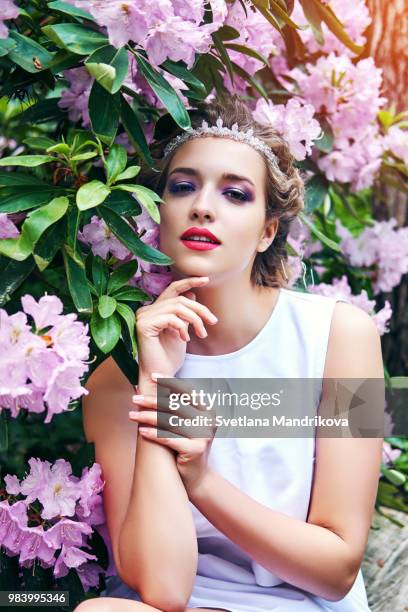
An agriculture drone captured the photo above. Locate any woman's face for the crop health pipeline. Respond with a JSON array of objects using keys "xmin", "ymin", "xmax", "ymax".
[{"xmin": 159, "ymin": 136, "xmax": 278, "ymax": 285}]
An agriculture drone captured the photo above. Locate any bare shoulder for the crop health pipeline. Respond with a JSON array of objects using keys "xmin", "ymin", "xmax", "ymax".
[
  {"xmin": 82, "ymin": 356, "xmax": 135, "ymax": 442},
  {"xmin": 324, "ymin": 301, "xmax": 383, "ymax": 378}
]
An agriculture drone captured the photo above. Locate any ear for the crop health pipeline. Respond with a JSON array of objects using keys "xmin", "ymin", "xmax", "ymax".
[{"xmin": 257, "ymin": 218, "xmax": 279, "ymax": 253}]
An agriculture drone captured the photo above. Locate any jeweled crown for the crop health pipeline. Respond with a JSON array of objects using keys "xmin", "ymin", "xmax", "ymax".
[{"xmin": 163, "ymin": 116, "xmax": 279, "ymax": 170}]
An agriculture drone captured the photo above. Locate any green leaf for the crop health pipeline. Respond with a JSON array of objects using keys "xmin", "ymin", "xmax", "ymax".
[
  {"xmin": 106, "ymin": 144, "xmax": 127, "ymax": 184},
  {"xmin": 42, "ymin": 23, "xmax": 107, "ymax": 55},
  {"xmin": 299, "ymin": 211, "xmax": 341, "ymax": 252},
  {"xmin": 299, "ymin": 0, "xmax": 324, "ymax": 44},
  {"xmin": 7, "ymin": 31, "xmax": 55, "ymax": 73},
  {"xmin": 212, "ymin": 31, "xmax": 235, "ymax": 87},
  {"xmin": 0, "ymin": 171, "xmax": 48, "ymax": 187},
  {"xmin": 304, "ymin": 174, "xmax": 329, "ymax": 212},
  {"xmin": 34, "ymin": 217, "xmax": 66, "ymax": 271},
  {"xmin": 99, "ymin": 205, "xmax": 173, "ymax": 265},
  {"xmin": 314, "ymin": 117, "xmax": 333, "ymax": 153},
  {"xmin": 47, "ymin": 142, "xmax": 71, "ymax": 155},
  {"xmin": 0, "ymin": 189, "xmax": 62, "ymax": 213},
  {"xmin": 48, "ymin": 0, "xmax": 95, "ymax": 20},
  {"xmin": 116, "ymin": 302, "xmax": 137, "ymax": 356},
  {"xmin": 115, "ymin": 166, "xmax": 141, "ymax": 182},
  {"xmin": 63, "ymin": 247, "xmax": 93, "ymax": 313},
  {"xmin": 91, "ymin": 311, "xmax": 121, "ymax": 353},
  {"xmin": 0, "ymin": 155, "xmax": 55, "ymax": 167},
  {"xmin": 131, "ymin": 186, "xmax": 160, "ymax": 223},
  {"xmin": 381, "ymin": 467, "xmax": 406, "ymax": 487},
  {"xmin": 230, "ymin": 60, "xmax": 269, "ymax": 100},
  {"xmin": 92, "ymin": 255, "xmax": 109, "ymax": 295},
  {"xmin": 0, "ymin": 196, "xmax": 69, "ymax": 261},
  {"xmin": 76, "ymin": 180, "xmax": 111, "ymax": 210},
  {"xmin": 161, "ymin": 59, "xmax": 207, "ymax": 96},
  {"xmin": 113, "ymin": 184, "xmax": 161, "ymax": 222},
  {"xmin": 120, "ymin": 95, "xmax": 155, "ymax": 168},
  {"xmin": 70, "ymin": 150, "xmax": 98, "ymax": 161},
  {"xmin": 107, "ymin": 260, "xmax": 138, "ymax": 294},
  {"xmin": 112, "ymin": 339, "xmax": 138, "ymax": 385},
  {"xmin": 18, "ymin": 99, "xmax": 66, "ymax": 123},
  {"xmin": 0, "ymin": 38, "xmax": 16, "ymax": 57},
  {"xmin": 85, "ymin": 45, "xmax": 129, "ymax": 93},
  {"xmin": 89, "ymin": 81, "xmax": 120, "ymax": 144},
  {"xmin": 214, "ymin": 25, "xmax": 241, "ymax": 41},
  {"xmin": 103, "ymin": 189, "xmax": 141, "ymax": 217},
  {"xmin": 112, "ymin": 286, "xmax": 150, "ymax": 302},
  {"xmin": 299, "ymin": 0, "xmax": 363, "ymax": 55},
  {"xmin": 135, "ymin": 53, "xmax": 191, "ymax": 130},
  {"xmin": 98, "ymin": 294, "xmax": 117, "ymax": 318},
  {"xmin": 0, "ymin": 256, "xmax": 36, "ymax": 307},
  {"xmin": 390, "ymin": 377, "xmax": 408, "ymax": 389},
  {"xmin": 0, "ymin": 410, "xmax": 7, "ymax": 451},
  {"xmin": 22, "ymin": 136, "xmax": 57, "ymax": 150},
  {"xmin": 224, "ymin": 43, "xmax": 270, "ymax": 67}
]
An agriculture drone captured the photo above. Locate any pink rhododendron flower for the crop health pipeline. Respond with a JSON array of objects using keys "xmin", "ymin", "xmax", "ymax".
[
  {"xmin": 78, "ymin": 215, "xmax": 131, "ymax": 260},
  {"xmin": 1, "ymin": 459, "xmax": 110, "ymax": 591},
  {"xmin": 0, "ymin": 296, "xmax": 90, "ymax": 421},
  {"xmin": 336, "ymin": 219, "xmax": 408, "ymax": 294},
  {"xmin": 0, "ymin": 0, "xmax": 19, "ymax": 38},
  {"xmin": 308, "ymin": 275, "xmax": 392, "ymax": 335},
  {"xmin": 0, "ymin": 213, "xmax": 19, "ymax": 238},
  {"xmin": 253, "ymin": 98, "xmax": 321, "ymax": 161},
  {"xmin": 382, "ymin": 441, "xmax": 401, "ymax": 465},
  {"xmin": 383, "ymin": 125, "xmax": 408, "ymax": 166}
]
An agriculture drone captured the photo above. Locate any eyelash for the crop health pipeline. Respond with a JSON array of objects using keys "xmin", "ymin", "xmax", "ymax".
[{"xmin": 168, "ymin": 182, "xmax": 251, "ymax": 203}]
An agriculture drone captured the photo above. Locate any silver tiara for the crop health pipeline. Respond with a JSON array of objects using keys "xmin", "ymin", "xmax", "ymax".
[{"xmin": 163, "ymin": 116, "xmax": 280, "ymax": 170}]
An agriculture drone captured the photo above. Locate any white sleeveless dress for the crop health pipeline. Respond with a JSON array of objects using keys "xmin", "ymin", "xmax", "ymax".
[{"xmin": 101, "ymin": 287, "xmax": 371, "ymax": 611}]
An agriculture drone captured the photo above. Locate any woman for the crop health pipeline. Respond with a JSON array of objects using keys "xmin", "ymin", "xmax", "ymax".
[{"xmin": 76, "ymin": 96, "xmax": 384, "ymax": 611}]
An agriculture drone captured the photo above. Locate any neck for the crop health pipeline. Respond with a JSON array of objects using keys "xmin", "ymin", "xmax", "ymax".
[{"xmin": 184, "ymin": 276, "xmax": 281, "ymax": 356}]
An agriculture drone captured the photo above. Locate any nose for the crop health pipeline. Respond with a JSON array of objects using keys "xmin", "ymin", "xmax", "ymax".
[{"xmin": 189, "ymin": 186, "xmax": 216, "ymax": 222}]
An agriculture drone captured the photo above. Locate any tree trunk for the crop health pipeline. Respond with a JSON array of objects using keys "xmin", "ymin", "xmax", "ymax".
[{"xmin": 366, "ymin": 0, "xmax": 408, "ymax": 375}]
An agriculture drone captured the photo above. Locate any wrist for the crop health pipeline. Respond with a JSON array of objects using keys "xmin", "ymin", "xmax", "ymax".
[{"xmin": 186, "ymin": 467, "xmax": 214, "ymax": 504}]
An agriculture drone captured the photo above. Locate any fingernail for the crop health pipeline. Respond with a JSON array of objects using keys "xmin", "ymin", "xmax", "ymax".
[
  {"xmin": 132, "ymin": 394, "xmax": 144, "ymax": 402},
  {"xmin": 129, "ymin": 411, "xmax": 140, "ymax": 418},
  {"xmin": 210, "ymin": 314, "xmax": 218, "ymax": 322},
  {"xmin": 139, "ymin": 427, "xmax": 151, "ymax": 434},
  {"xmin": 151, "ymin": 372, "xmax": 163, "ymax": 381}
]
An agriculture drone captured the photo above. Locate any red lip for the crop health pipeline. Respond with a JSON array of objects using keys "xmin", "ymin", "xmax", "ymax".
[{"xmin": 180, "ymin": 227, "xmax": 221, "ymax": 243}]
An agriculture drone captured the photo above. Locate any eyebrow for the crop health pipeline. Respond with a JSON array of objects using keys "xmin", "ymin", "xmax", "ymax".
[{"xmin": 167, "ymin": 167, "xmax": 255, "ymax": 188}]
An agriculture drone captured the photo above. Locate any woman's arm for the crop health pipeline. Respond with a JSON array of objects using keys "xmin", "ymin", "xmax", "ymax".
[
  {"xmin": 187, "ymin": 302, "xmax": 384, "ymax": 602},
  {"xmin": 118, "ymin": 368, "xmax": 198, "ymax": 607},
  {"xmin": 82, "ymin": 359, "xmax": 197, "ymax": 612}
]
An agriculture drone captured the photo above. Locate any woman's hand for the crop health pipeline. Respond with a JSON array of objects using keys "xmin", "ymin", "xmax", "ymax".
[
  {"xmin": 135, "ymin": 276, "xmax": 218, "ymax": 378},
  {"xmin": 129, "ymin": 374, "xmax": 217, "ymax": 496}
]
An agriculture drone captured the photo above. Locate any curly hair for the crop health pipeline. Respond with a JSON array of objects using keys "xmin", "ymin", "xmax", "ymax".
[{"xmin": 138, "ymin": 94, "xmax": 305, "ymax": 287}]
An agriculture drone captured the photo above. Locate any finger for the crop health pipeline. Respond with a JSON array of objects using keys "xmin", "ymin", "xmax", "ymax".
[
  {"xmin": 138, "ymin": 427, "xmax": 209, "ymax": 452},
  {"xmin": 156, "ymin": 277, "xmax": 209, "ymax": 301},
  {"xmin": 158, "ymin": 313, "xmax": 190, "ymax": 342},
  {"xmin": 183, "ymin": 291, "xmax": 196, "ymax": 300},
  {"xmin": 173, "ymin": 304, "xmax": 208, "ymax": 338}
]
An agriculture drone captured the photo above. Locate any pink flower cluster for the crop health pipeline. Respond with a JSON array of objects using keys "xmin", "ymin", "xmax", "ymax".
[
  {"xmin": 0, "ymin": 459, "xmax": 115, "ymax": 591},
  {"xmin": 78, "ymin": 207, "xmax": 173, "ymax": 298},
  {"xmin": 0, "ymin": 0, "xmax": 18, "ymax": 39},
  {"xmin": 253, "ymin": 98, "xmax": 322, "ymax": 161},
  {"xmin": 336, "ymin": 218, "xmax": 408, "ymax": 294},
  {"xmin": 383, "ymin": 125, "xmax": 408, "ymax": 166},
  {"xmin": 0, "ymin": 295, "xmax": 90, "ymax": 423},
  {"xmin": 308, "ymin": 275, "xmax": 392, "ymax": 335},
  {"xmin": 291, "ymin": 0, "xmax": 371, "ymax": 57},
  {"xmin": 65, "ymin": 0, "xmax": 227, "ymax": 68},
  {"xmin": 288, "ymin": 54, "xmax": 386, "ymax": 190},
  {"xmin": 382, "ymin": 441, "xmax": 401, "ymax": 466},
  {"xmin": 0, "ymin": 213, "xmax": 19, "ymax": 239},
  {"xmin": 223, "ymin": 0, "xmax": 280, "ymax": 94}
]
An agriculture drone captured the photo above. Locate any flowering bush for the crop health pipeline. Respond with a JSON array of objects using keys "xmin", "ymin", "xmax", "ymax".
[{"xmin": 0, "ymin": 0, "xmax": 407, "ymax": 600}]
